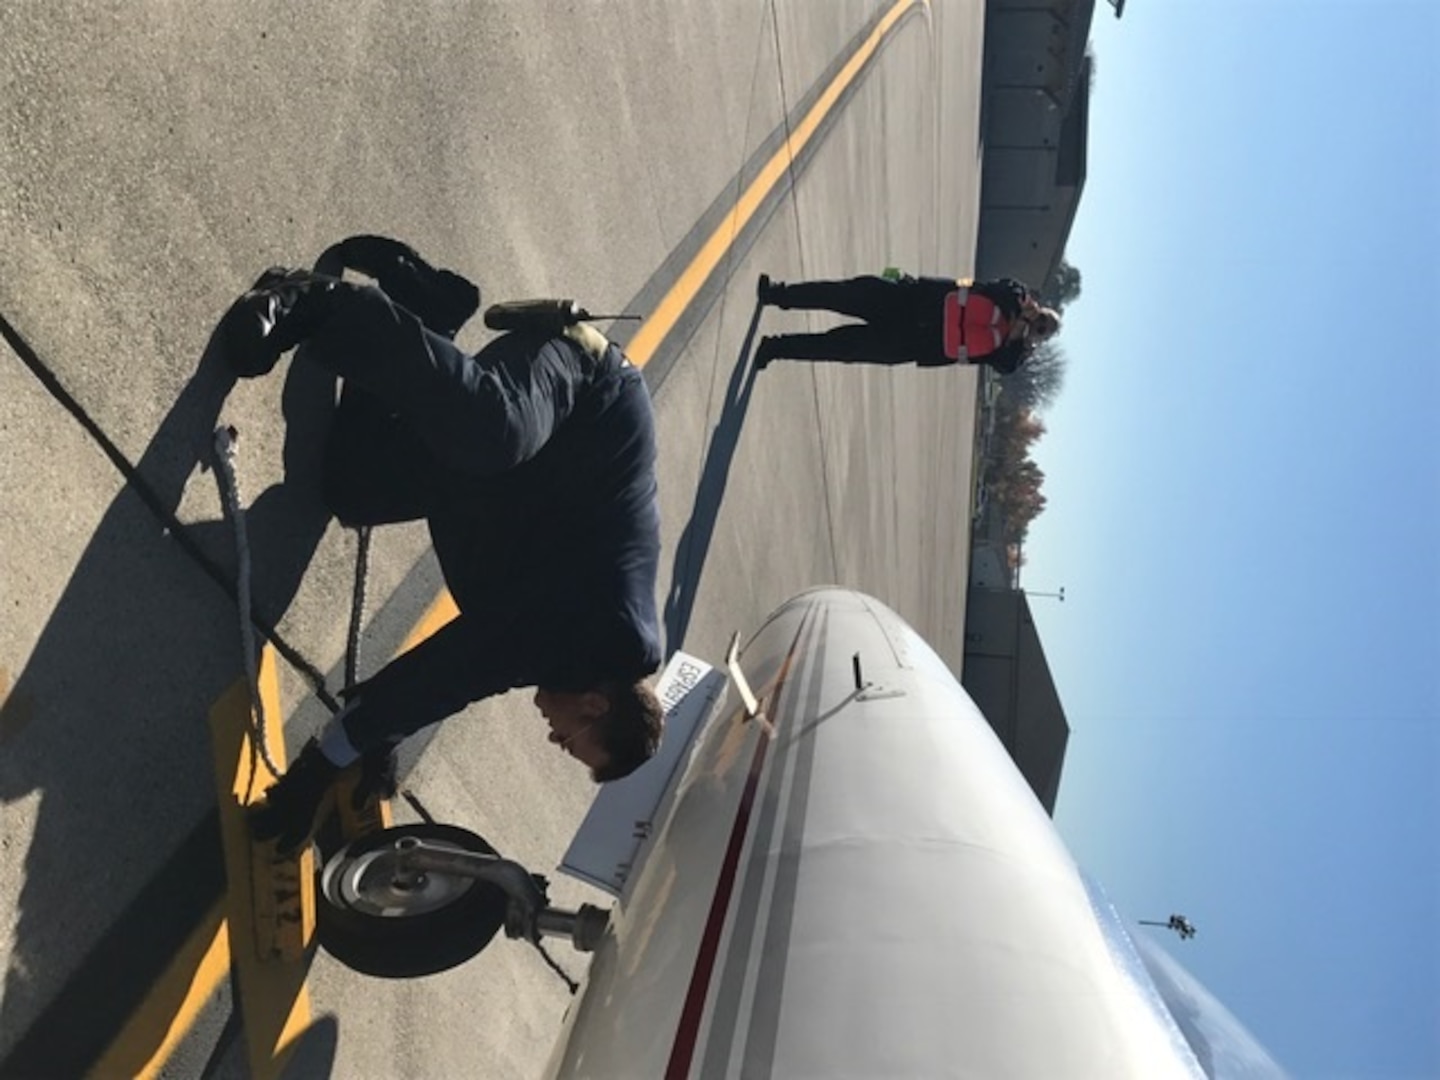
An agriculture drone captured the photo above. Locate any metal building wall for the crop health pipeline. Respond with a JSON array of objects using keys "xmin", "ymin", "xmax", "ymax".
[
  {"xmin": 962, "ymin": 588, "xmax": 1070, "ymax": 814},
  {"xmin": 975, "ymin": 0, "xmax": 1095, "ymax": 289}
]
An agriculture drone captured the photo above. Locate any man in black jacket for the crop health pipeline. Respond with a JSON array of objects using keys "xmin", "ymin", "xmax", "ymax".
[{"xmin": 214, "ymin": 241, "xmax": 664, "ymax": 855}]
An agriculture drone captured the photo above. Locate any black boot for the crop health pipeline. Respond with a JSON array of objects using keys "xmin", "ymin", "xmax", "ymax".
[
  {"xmin": 756, "ymin": 273, "xmax": 785, "ymax": 307},
  {"xmin": 215, "ymin": 268, "xmax": 340, "ymax": 378},
  {"xmin": 754, "ymin": 335, "xmax": 784, "ymax": 371},
  {"xmin": 248, "ymin": 738, "xmax": 341, "ymax": 856},
  {"xmin": 326, "ymin": 235, "xmax": 480, "ymax": 339}
]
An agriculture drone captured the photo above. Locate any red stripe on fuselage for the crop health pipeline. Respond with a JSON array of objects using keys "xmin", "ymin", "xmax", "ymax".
[{"xmin": 663, "ymin": 623, "xmax": 808, "ymax": 1079}]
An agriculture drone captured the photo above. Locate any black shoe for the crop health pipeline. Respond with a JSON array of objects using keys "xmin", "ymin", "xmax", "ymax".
[
  {"xmin": 754, "ymin": 336, "xmax": 783, "ymax": 371},
  {"xmin": 248, "ymin": 738, "xmax": 341, "ymax": 856},
  {"xmin": 756, "ymin": 273, "xmax": 781, "ymax": 306},
  {"xmin": 328, "ymin": 235, "xmax": 480, "ymax": 338},
  {"xmin": 215, "ymin": 268, "xmax": 337, "ymax": 378}
]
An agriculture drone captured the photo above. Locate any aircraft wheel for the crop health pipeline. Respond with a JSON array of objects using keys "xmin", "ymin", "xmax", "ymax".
[{"xmin": 316, "ymin": 823, "xmax": 508, "ymax": 978}]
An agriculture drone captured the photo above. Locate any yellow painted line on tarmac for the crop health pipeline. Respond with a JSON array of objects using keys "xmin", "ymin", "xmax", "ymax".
[
  {"xmin": 110, "ymin": 4, "xmax": 923, "ymax": 1073},
  {"xmin": 398, "ymin": 590, "xmax": 460, "ymax": 653},
  {"xmin": 623, "ymin": 0, "xmax": 920, "ymax": 366},
  {"xmin": 209, "ymin": 647, "xmax": 315, "ymax": 1080},
  {"xmin": 94, "ymin": 651, "xmax": 315, "ymax": 1079},
  {"xmin": 102, "ymin": 599, "xmax": 462, "ymax": 1079},
  {"xmin": 88, "ymin": 903, "xmax": 229, "ymax": 1080},
  {"xmin": 101, "ymin": 608, "xmax": 454, "ymax": 1077}
]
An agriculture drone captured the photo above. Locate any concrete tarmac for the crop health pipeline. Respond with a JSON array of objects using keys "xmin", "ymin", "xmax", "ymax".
[{"xmin": 0, "ymin": 1, "xmax": 984, "ymax": 1075}]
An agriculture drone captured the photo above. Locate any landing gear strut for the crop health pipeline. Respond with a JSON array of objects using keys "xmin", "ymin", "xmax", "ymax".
[{"xmin": 316, "ymin": 823, "xmax": 609, "ymax": 978}]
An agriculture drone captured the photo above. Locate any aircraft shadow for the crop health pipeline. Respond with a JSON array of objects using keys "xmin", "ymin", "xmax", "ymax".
[{"xmin": 662, "ymin": 304, "xmax": 764, "ymax": 653}]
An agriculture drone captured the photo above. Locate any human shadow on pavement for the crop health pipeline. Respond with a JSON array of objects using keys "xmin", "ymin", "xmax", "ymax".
[
  {"xmin": 662, "ymin": 305, "xmax": 763, "ymax": 654},
  {"xmin": 0, "ymin": 323, "xmax": 339, "ymax": 1076}
]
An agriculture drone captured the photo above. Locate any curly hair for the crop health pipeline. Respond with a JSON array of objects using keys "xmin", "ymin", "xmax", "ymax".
[
  {"xmin": 1030, "ymin": 307, "xmax": 1062, "ymax": 340},
  {"xmin": 592, "ymin": 679, "xmax": 664, "ymax": 782}
]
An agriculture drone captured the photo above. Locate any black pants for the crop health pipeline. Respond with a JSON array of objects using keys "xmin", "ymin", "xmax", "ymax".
[
  {"xmin": 318, "ymin": 387, "xmax": 512, "ymax": 753},
  {"xmin": 767, "ymin": 275, "xmax": 954, "ymax": 367},
  {"xmin": 301, "ymin": 280, "xmax": 584, "ymax": 476},
  {"xmin": 322, "ymin": 382, "xmax": 443, "ymax": 527},
  {"xmin": 295, "ymin": 283, "xmax": 615, "ymax": 750},
  {"xmin": 307, "ymin": 282, "xmax": 493, "ymax": 526},
  {"xmin": 302, "ymin": 281, "xmax": 605, "ymax": 525}
]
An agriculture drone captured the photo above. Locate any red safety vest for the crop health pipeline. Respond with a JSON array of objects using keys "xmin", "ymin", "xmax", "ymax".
[{"xmin": 942, "ymin": 288, "xmax": 1008, "ymax": 362}]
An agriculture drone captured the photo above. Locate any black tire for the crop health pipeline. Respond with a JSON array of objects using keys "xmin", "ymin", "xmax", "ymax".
[{"xmin": 315, "ymin": 822, "xmax": 509, "ymax": 978}]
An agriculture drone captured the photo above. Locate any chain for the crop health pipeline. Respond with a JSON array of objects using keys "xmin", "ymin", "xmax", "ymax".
[{"xmin": 530, "ymin": 939, "xmax": 580, "ymax": 995}]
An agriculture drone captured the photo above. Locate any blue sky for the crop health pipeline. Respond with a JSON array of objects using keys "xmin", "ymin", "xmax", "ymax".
[{"xmin": 1026, "ymin": 2, "xmax": 1440, "ymax": 1076}]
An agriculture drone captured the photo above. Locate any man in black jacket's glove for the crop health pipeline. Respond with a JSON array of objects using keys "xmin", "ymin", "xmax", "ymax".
[{"xmin": 248, "ymin": 736, "xmax": 398, "ymax": 854}]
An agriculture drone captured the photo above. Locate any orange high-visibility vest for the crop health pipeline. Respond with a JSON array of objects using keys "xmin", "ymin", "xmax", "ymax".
[{"xmin": 942, "ymin": 288, "xmax": 1008, "ymax": 362}]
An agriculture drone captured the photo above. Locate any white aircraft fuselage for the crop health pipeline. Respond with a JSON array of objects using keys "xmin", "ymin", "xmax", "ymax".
[{"xmin": 545, "ymin": 588, "xmax": 1217, "ymax": 1078}]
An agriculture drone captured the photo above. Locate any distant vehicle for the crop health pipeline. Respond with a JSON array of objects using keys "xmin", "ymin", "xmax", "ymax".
[{"xmin": 315, "ymin": 588, "xmax": 1285, "ymax": 1077}]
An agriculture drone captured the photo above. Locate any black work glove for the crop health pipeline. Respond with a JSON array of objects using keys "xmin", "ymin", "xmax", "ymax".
[
  {"xmin": 349, "ymin": 744, "xmax": 399, "ymax": 811},
  {"xmin": 249, "ymin": 739, "xmax": 340, "ymax": 857},
  {"xmin": 327, "ymin": 234, "xmax": 481, "ymax": 339}
]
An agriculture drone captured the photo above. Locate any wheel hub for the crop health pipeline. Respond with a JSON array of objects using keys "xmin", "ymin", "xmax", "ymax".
[{"xmin": 323, "ymin": 839, "xmax": 475, "ymax": 918}]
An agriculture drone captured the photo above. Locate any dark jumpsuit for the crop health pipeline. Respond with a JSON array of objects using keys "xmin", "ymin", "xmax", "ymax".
[
  {"xmin": 294, "ymin": 281, "xmax": 661, "ymax": 754},
  {"xmin": 764, "ymin": 274, "xmax": 1032, "ymax": 374}
]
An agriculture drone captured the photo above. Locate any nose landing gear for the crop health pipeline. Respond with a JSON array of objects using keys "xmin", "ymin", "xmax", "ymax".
[{"xmin": 316, "ymin": 823, "xmax": 609, "ymax": 978}]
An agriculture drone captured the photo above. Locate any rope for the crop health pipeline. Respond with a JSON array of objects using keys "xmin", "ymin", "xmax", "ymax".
[
  {"xmin": 345, "ymin": 526, "xmax": 372, "ymax": 688},
  {"xmin": 1, "ymin": 309, "xmax": 339, "ymax": 715},
  {"xmin": 212, "ymin": 425, "xmax": 284, "ymax": 780},
  {"xmin": 213, "ymin": 431, "xmax": 371, "ymax": 782},
  {"xmin": 211, "ymin": 428, "xmax": 366, "ymax": 784}
]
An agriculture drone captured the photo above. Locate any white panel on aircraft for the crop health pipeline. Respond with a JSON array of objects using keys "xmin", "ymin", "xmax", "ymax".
[{"xmin": 558, "ymin": 651, "xmax": 727, "ymax": 896}]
